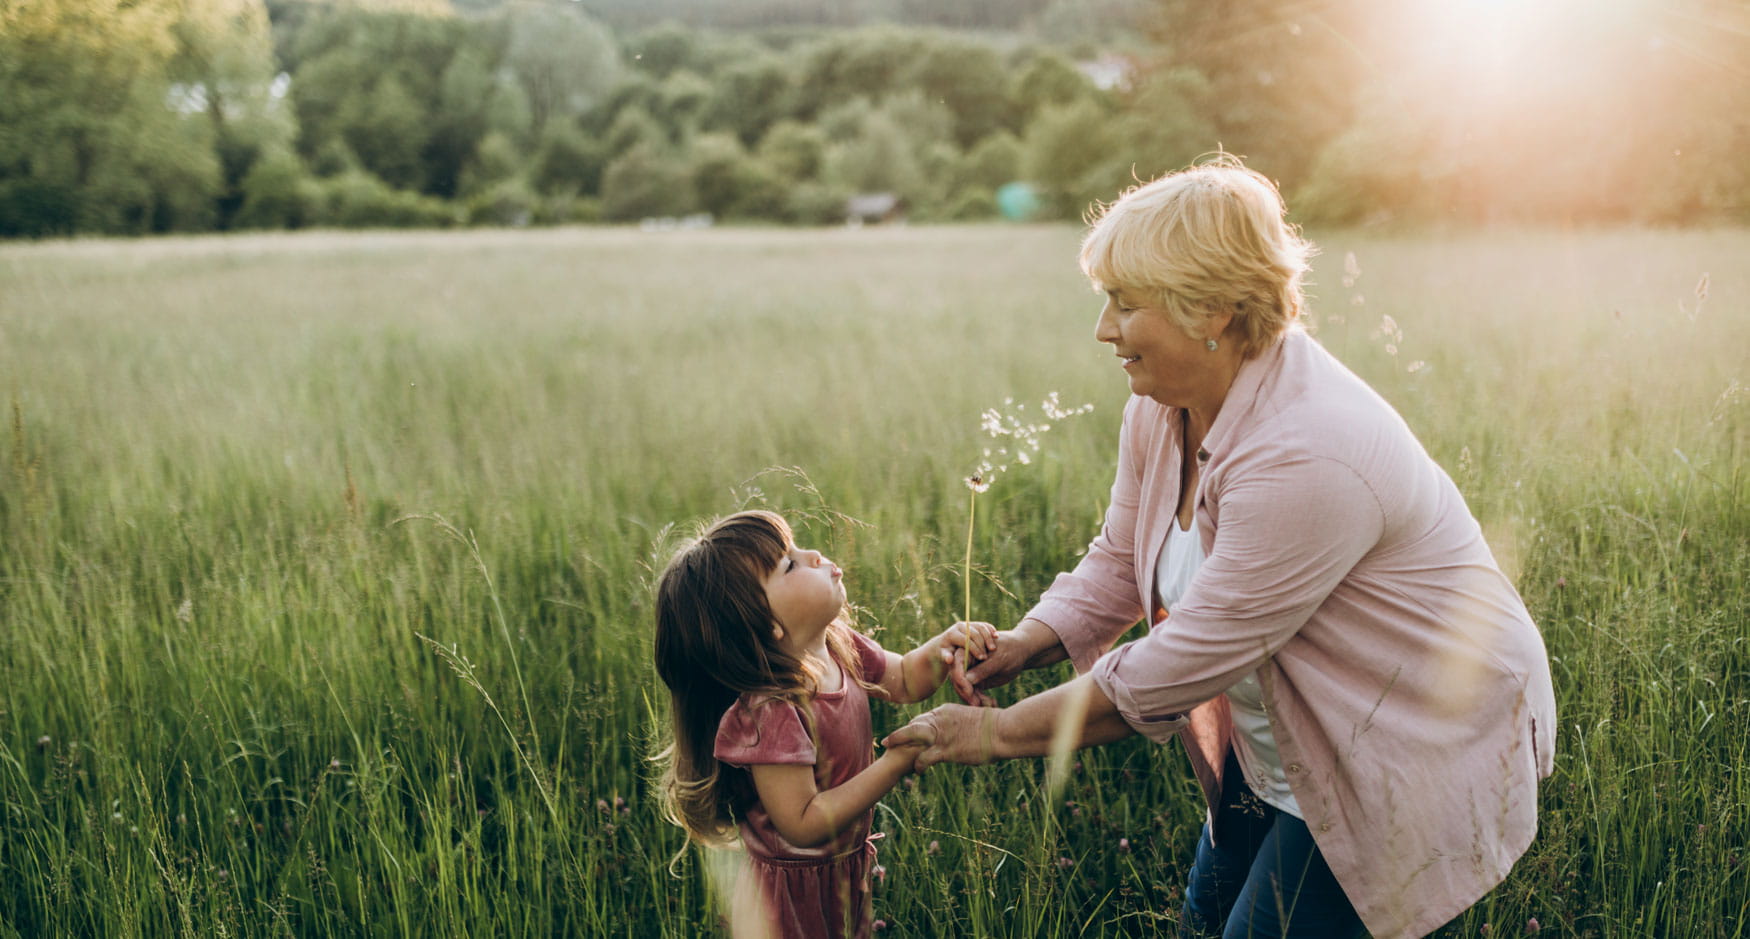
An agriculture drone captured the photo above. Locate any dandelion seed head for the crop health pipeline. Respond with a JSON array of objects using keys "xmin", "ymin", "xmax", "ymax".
[{"xmin": 1406, "ymin": 360, "xmax": 1426, "ymax": 373}]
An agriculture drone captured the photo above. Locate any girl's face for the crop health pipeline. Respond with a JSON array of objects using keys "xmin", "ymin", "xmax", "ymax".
[{"xmin": 761, "ymin": 544, "xmax": 845, "ymax": 655}]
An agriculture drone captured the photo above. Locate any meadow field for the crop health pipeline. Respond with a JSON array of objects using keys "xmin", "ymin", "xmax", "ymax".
[{"xmin": 0, "ymin": 223, "xmax": 1745, "ymax": 937}]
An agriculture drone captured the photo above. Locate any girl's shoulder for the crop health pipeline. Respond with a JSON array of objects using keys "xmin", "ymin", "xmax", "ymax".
[{"xmin": 714, "ymin": 694, "xmax": 816, "ymax": 768}]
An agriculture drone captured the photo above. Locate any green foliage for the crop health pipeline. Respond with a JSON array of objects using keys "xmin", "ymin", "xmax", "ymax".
[
  {"xmin": 904, "ymin": 37, "xmax": 1016, "ymax": 148},
  {"xmin": 699, "ymin": 52, "xmax": 797, "ymax": 146},
  {"xmin": 8, "ymin": 0, "xmax": 1748, "ymax": 235},
  {"xmin": 460, "ymin": 131, "xmax": 523, "ymax": 199},
  {"xmin": 954, "ymin": 131, "xmax": 1024, "ymax": 195},
  {"xmin": 687, "ymin": 133, "xmax": 785, "ymax": 220},
  {"xmin": 310, "ymin": 169, "xmax": 454, "ymax": 228},
  {"xmin": 530, "ymin": 122, "xmax": 606, "ymax": 198},
  {"xmin": 1022, "ymin": 98, "xmax": 1118, "ymax": 218},
  {"xmin": 756, "ymin": 120, "xmax": 827, "ymax": 183},
  {"xmin": 599, "ymin": 141, "xmax": 694, "ymax": 221},
  {"xmin": 465, "ymin": 175, "xmax": 539, "ymax": 227},
  {"xmin": 0, "ymin": 0, "xmax": 240, "ymax": 234},
  {"xmin": 502, "ymin": 1, "xmax": 622, "ymax": 137},
  {"xmin": 233, "ymin": 146, "xmax": 314, "ymax": 229}
]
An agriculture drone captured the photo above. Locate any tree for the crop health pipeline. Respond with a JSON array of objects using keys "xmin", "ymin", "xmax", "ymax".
[
  {"xmin": 1146, "ymin": 0, "xmax": 1368, "ymax": 193},
  {"xmin": 1021, "ymin": 98, "xmax": 1118, "ymax": 218},
  {"xmin": 531, "ymin": 119, "xmax": 605, "ymax": 197},
  {"xmin": 0, "ymin": 0, "xmax": 232, "ymax": 234},
  {"xmin": 700, "ymin": 52, "xmax": 796, "ymax": 146},
  {"xmin": 502, "ymin": 2, "xmax": 621, "ymax": 137},
  {"xmin": 170, "ymin": 0, "xmax": 296, "ymax": 228},
  {"xmin": 757, "ymin": 120, "xmax": 826, "ymax": 182},
  {"xmin": 600, "ymin": 140, "xmax": 694, "ymax": 220},
  {"xmin": 904, "ymin": 37, "xmax": 1017, "ymax": 147}
]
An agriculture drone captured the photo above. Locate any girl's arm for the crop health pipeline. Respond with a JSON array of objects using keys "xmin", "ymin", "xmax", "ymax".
[
  {"xmin": 883, "ymin": 673, "xmax": 1136, "ymax": 770},
  {"xmin": 749, "ymin": 745, "xmax": 923, "ymax": 849},
  {"xmin": 873, "ymin": 622, "xmax": 998, "ymax": 704}
]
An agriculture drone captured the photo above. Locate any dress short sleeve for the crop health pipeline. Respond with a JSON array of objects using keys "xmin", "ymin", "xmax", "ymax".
[
  {"xmin": 714, "ymin": 698, "xmax": 816, "ymax": 768},
  {"xmin": 848, "ymin": 629, "xmax": 888, "ymax": 686}
]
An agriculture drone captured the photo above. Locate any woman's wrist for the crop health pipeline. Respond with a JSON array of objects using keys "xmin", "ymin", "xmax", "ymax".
[{"xmin": 1013, "ymin": 617, "xmax": 1068, "ymax": 668}]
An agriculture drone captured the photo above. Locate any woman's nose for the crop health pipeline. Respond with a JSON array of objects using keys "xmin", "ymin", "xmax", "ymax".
[
  {"xmin": 805, "ymin": 550, "xmax": 825, "ymax": 566},
  {"xmin": 1094, "ymin": 301, "xmax": 1119, "ymax": 343}
]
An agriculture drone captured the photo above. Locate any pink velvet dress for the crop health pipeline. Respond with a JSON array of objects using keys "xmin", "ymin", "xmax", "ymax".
[{"xmin": 713, "ymin": 631, "xmax": 888, "ymax": 939}]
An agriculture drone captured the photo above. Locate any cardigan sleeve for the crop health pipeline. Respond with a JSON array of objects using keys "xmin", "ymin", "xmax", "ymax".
[
  {"xmin": 1025, "ymin": 395, "xmax": 1152, "ymax": 673},
  {"xmin": 1093, "ymin": 452, "xmax": 1385, "ymax": 740}
]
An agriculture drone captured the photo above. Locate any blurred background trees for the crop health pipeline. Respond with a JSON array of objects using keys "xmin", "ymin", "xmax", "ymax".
[{"xmin": 3, "ymin": 0, "xmax": 1747, "ymax": 236}]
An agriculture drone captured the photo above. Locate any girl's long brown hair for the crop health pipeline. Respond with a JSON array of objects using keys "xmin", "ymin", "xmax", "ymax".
[{"xmin": 652, "ymin": 510, "xmax": 868, "ymax": 847}]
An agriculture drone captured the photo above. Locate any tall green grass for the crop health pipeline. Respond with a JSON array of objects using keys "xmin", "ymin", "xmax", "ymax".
[{"xmin": 1, "ymin": 224, "xmax": 1745, "ymax": 936}]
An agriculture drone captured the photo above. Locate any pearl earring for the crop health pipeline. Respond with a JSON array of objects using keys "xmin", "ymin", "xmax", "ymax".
[{"xmin": 1206, "ymin": 338, "xmax": 1219, "ymax": 352}]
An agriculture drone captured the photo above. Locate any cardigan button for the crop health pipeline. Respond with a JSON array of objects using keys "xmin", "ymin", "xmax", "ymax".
[
  {"xmin": 1287, "ymin": 763, "xmax": 1303, "ymax": 774},
  {"xmin": 1319, "ymin": 822, "xmax": 1332, "ymax": 833},
  {"xmin": 1196, "ymin": 448, "xmax": 1210, "ymax": 462}
]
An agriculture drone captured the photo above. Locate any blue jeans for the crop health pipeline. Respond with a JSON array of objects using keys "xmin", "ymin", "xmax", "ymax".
[{"xmin": 1179, "ymin": 753, "xmax": 1366, "ymax": 939}]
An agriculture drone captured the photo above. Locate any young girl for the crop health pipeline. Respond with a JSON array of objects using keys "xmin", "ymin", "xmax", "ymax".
[{"xmin": 654, "ymin": 510, "xmax": 995, "ymax": 939}]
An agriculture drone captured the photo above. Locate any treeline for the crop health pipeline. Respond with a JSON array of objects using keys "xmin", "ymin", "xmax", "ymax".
[
  {"xmin": 3, "ymin": 0, "xmax": 1747, "ymax": 238},
  {"xmin": 1, "ymin": 0, "xmax": 1201, "ymax": 236},
  {"xmin": 560, "ymin": 0, "xmax": 1149, "ymax": 37}
]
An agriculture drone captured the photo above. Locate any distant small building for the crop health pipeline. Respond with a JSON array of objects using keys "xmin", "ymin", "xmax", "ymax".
[
  {"xmin": 1075, "ymin": 55, "xmax": 1134, "ymax": 93},
  {"xmin": 845, "ymin": 192, "xmax": 906, "ymax": 227}
]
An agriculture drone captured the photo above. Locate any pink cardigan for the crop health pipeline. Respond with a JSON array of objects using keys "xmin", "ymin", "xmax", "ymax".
[{"xmin": 1027, "ymin": 329, "xmax": 1556, "ymax": 938}]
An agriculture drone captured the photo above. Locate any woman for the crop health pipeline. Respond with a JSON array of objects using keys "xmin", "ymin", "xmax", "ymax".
[{"xmin": 889, "ymin": 157, "xmax": 1556, "ymax": 939}]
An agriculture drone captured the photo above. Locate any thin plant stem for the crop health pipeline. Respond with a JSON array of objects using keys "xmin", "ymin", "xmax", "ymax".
[{"xmin": 963, "ymin": 487, "xmax": 976, "ymax": 626}]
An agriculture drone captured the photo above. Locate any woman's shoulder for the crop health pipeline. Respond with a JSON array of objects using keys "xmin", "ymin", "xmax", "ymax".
[{"xmin": 1257, "ymin": 333, "xmax": 1411, "ymax": 445}]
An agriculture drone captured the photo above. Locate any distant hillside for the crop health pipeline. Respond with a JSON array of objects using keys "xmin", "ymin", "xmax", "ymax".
[{"xmin": 444, "ymin": 0, "xmax": 1150, "ymax": 42}]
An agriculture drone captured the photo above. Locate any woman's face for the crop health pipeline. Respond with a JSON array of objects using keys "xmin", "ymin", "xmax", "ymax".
[{"xmin": 1094, "ymin": 288, "xmax": 1232, "ymax": 410}]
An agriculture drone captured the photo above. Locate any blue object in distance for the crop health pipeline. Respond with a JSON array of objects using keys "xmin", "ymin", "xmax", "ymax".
[{"xmin": 996, "ymin": 181, "xmax": 1041, "ymax": 222}]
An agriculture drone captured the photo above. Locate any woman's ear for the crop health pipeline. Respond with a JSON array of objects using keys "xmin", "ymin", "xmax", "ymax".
[{"xmin": 1208, "ymin": 307, "xmax": 1238, "ymax": 341}]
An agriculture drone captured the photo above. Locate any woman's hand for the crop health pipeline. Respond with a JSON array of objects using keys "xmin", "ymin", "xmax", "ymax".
[
  {"xmin": 948, "ymin": 617, "xmax": 1069, "ymax": 705},
  {"xmin": 881, "ymin": 704, "xmax": 1002, "ymax": 771}
]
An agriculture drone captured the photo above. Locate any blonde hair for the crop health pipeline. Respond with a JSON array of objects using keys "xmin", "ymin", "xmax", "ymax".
[
  {"xmin": 651, "ymin": 510, "xmax": 869, "ymax": 848},
  {"xmin": 1079, "ymin": 154, "xmax": 1315, "ymax": 359}
]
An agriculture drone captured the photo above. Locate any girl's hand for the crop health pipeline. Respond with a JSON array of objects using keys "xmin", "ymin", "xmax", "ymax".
[
  {"xmin": 956, "ymin": 618, "xmax": 1068, "ymax": 704},
  {"xmin": 939, "ymin": 622, "xmax": 998, "ymax": 706},
  {"xmin": 938, "ymin": 621, "xmax": 997, "ymax": 663}
]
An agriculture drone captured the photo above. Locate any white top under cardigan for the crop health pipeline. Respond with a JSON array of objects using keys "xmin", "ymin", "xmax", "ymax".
[{"xmin": 1156, "ymin": 515, "xmax": 1302, "ymax": 817}]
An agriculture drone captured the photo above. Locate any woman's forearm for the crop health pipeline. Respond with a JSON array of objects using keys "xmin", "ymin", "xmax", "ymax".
[
  {"xmin": 993, "ymin": 673, "xmax": 1135, "ymax": 759},
  {"xmin": 1014, "ymin": 617, "xmax": 1070, "ymax": 669}
]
